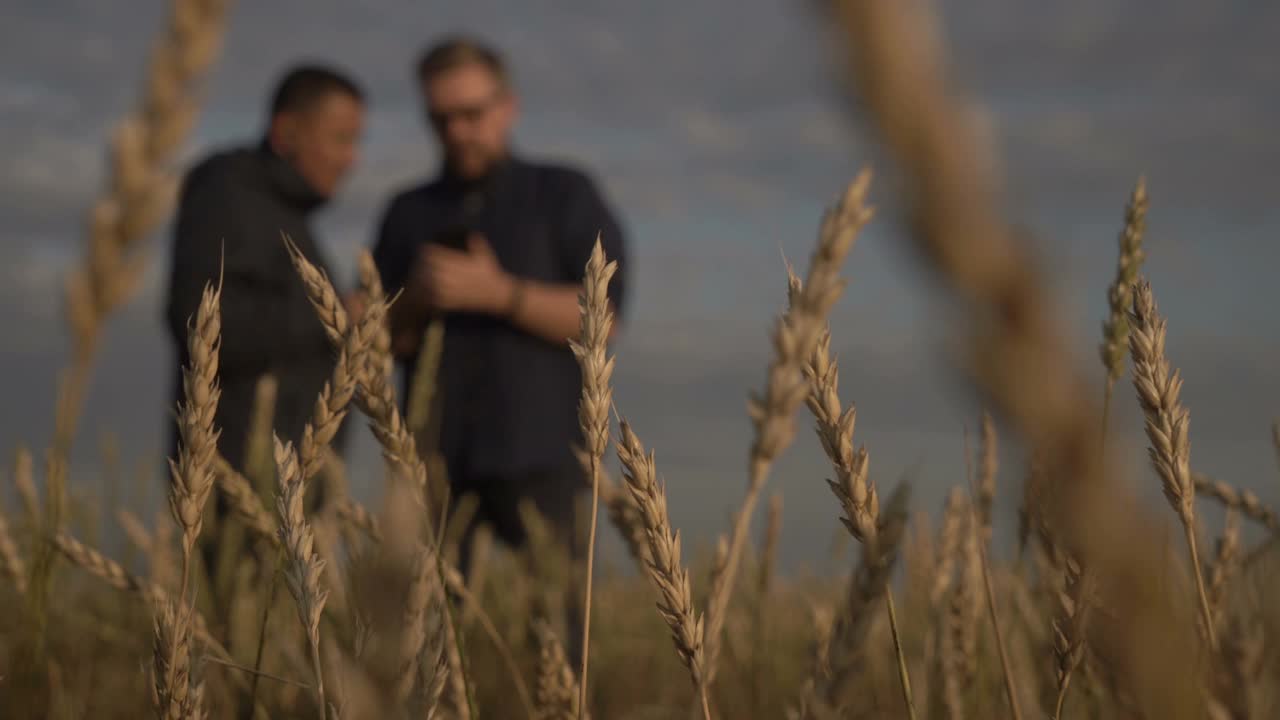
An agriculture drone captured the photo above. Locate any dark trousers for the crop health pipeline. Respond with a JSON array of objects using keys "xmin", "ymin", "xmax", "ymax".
[{"xmin": 450, "ymin": 464, "xmax": 588, "ymax": 670}]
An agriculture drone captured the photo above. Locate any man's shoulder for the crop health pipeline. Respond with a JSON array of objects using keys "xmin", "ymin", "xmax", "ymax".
[
  {"xmin": 182, "ymin": 144, "xmax": 260, "ymax": 194},
  {"xmin": 381, "ymin": 178, "xmax": 440, "ymax": 216},
  {"xmin": 519, "ymin": 156, "xmax": 600, "ymax": 194}
]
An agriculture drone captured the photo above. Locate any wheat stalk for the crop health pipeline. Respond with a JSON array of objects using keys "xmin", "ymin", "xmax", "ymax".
[
  {"xmin": 705, "ymin": 172, "xmax": 872, "ymax": 686},
  {"xmin": 830, "ymin": 2, "xmax": 1203, "ymax": 715},
  {"xmin": 962, "ymin": 421, "xmax": 1024, "ymax": 720},
  {"xmin": 59, "ymin": 0, "xmax": 231, "ymax": 454},
  {"xmin": 615, "ymin": 419, "xmax": 711, "ymax": 719},
  {"xmin": 12, "ymin": 448, "xmax": 39, "ymax": 530},
  {"xmin": 335, "ymin": 498, "xmax": 533, "ymax": 718},
  {"xmin": 567, "ymin": 238, "xmax": 617, "ymax": 719},
  {"xmin": 1128, "ymin": 278, "xmax": 1216, "ymax": 648},
  {"xmin": 273, "ymin": 438, "xmax": 329, "ymax": 719}
]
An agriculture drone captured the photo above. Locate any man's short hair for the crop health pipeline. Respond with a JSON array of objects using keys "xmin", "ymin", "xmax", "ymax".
[
  {"xmin": 415, "ymin": 35, "xmax": 510, "ymax": 88},
  {"xmin": 269, "ymin": 64, "xmax": 364, "ymax": 116}
]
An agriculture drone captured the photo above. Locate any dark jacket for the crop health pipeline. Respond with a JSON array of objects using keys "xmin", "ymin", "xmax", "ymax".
[
  {"xmin": 164, "ymin": 140, "xmax": 342, "ymax": 473},
  {"xmin": 372, "ymin": 153, "xmax": 627, "ymax": 479}
]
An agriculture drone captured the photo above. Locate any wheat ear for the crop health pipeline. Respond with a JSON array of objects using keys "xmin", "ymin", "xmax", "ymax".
[
  {"xmin": 1050, "ymin": 554, "xmax": 1094, "ymax": 720},
  {"xmin": 151, "ymin": 593, "xmax": 205, "ymax": 720},
  {"xmin": 357, "ymin": 251, "xmax": 395, "ymax": 387},
  {"xmin": 533, "ymin": 619, "xmax": 582, "ymax": 720},
  {"xmin": 1205, "ymin": 510, "xmax": 1240, "ymax": 633},
  {"xmin": 705, "ymin": 171, "xmax": 873, "ymax": 685},
  {"xmin": 802, "ymin": 484, "xmax": 910, "ymax": 717},
  {"xmin": 1193, "ymin": 474, "xmax": 1280, "ymax": 536},
  {"xmin": 274, "ymin": 438, "xmax": 329, "ymax": 719},
  {"xmin": 793, "ymin": 266, "xmax": 914, "ymax": 718},
  {"xmin": 1128, "ymin": 278, "xmax": 1216, "ymax": 648},
  {"xmin": 167, "ymin": 281, "xmax": 221, "ymax": 594},
  {"xmin": 615, "ymin": 420, "xmax": 711, "ymax": 719},
  {"xmin": 0, "ymin": 509, "xmax": 26, "ymax": 596},
  {"xmin": 1099, "ymin": 178, "xmax": 1149, "ymax": 433},
  {"xmin": 567, "ymin": 238, "xmax": 617, "ymax": 719}
]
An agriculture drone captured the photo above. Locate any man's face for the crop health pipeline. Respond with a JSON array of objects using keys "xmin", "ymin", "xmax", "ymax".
[
  {"xmin": 271, "ymin": 92, "xmax": 365, "ymax": 199},
  {"xmin": 422, "ymin": 63, "xmax": 515, "ymax": 179}
]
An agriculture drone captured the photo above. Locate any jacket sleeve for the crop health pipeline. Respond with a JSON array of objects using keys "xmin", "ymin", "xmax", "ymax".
[
  {"xmin": 164, "ymin": 166, "xmax": 309, "ymax": 377},
  {"xmin": 557, "ymin": 170, "xmax": 628, "ymax": 318}
]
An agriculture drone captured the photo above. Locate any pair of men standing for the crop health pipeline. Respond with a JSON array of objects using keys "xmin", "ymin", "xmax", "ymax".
[{"xmin": 164, "ymin": 36, "xmax": 626, "ymax": 665}]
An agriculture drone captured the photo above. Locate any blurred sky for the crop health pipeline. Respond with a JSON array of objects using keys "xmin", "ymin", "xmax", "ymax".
[{"xmin": 2, "ymin": 0, "xmax": 1278, "ymax": 573}]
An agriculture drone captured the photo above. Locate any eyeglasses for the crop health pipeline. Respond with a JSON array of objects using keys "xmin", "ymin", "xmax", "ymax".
[{"xmin": 427, "ymin": 94, "xmax": 501, "ymax": 129}]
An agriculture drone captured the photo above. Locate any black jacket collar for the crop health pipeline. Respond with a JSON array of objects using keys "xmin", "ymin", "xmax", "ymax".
[{"xmin": 257, "ymin": 138, "xmax": 328, "ymax": 213}]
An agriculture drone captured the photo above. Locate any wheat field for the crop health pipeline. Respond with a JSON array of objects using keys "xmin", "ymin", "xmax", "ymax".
[{"xmin": 2, "ymin": 0, "xmax": 1279, "ymax": 718}]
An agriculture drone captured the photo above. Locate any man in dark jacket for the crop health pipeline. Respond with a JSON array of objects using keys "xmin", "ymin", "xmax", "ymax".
[
  {"xmin": 164, "ymin": 65, "xmax": 365, "ymax": 564},
  {"xmin": 372, "ymin": 36, "xmax": 627, "ymax": 665}
]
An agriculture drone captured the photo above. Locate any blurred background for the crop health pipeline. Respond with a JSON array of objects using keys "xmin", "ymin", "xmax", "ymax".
[{"xmin": 2, "ymin": 0, "xmax": 1277, "ymax": 573}]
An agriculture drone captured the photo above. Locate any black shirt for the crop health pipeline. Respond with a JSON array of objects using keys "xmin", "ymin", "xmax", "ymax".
[
  {"xmin": 164, "ymin": 140, "xmax": 341, "ymax": 472},
  {"xmin": 371, "ymin": 153, "xmax": 627, "ymax": 478}
]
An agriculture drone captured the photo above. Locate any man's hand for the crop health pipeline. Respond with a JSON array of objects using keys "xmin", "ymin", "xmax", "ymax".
[{"xmin": 413, "ymin": 233, "xmax": 514, "ymax": 315}]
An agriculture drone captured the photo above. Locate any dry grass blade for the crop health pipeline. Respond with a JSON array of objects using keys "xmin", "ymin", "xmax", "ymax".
[
  {"xmin": 567, "ymin": 238, "xmax": 617, "ymax": 719},
  {"xmin": 615, "ymin": 420, "xmax": 710, "ymax": 719},
  {"xmin": 706, "ymin": 171, "xmax": 873, "ymax": 685},
  {"xmin": 830, "ymin": 1, "xmax": 1203, "ymax": 715},
  {"xmin": 273, "ymin": 438, "xmax": 329, "ymax": 719},
  {"xmin": 1128, "ymin": 278, "xmax": 1216, "ymax": 648}
]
